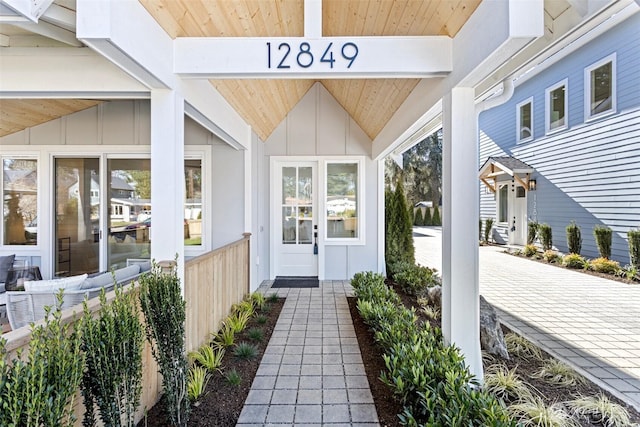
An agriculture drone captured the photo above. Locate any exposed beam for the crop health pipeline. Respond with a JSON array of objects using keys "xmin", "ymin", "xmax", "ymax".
[
  {"xmin": 11, "ymin": 20, "xmax": 82, "ymax": 46},
  {"xmin": 480, "ymin": 178, "xmax": 496, "ymax": 193},
  {"xmin": 1, "ymin": 0, "xmax": 53, "ymax": 22},
  {"xmin": 514, "ymin": 174, "xmax": 529, "ymax": 191},
  {"xmin": 76, "ymin": 0, "xmax": 251, "ymax": 150},
  {"xmin": 0, "ymin": 48, "xmax": 148, "ymax": 95},
  {"xmin": 174, "ymin": 37, "xmax": 452, "ymax": 79},
  {"xmin": 304, "ymin": 0, "xmax": 322, "ymax": 38},
  {"xmin": 372, "ymin": 0, "xmax": 544, "ymax": 159}
]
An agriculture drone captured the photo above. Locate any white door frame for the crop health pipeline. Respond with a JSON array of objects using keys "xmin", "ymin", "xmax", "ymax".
[
  {"xmin": 270, "ymin": 157, "xmax": 325, "ymax": 280},
  {"xmin": 508, "ymin": 183, "xmax": 528, "ymax": 246}
]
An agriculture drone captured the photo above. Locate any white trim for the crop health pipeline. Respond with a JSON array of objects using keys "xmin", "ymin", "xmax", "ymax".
[
  {"xmin": 584, "ymin": 52, "xmax": 617, "ymax": 122},
  {"xmin": 377, "ymin": 158, "xmax": 385, "ymax": 275},
  {"xmin": 323, "ymin": 158, "xmax": 366, "ymax": 246},
  {"xmin": 497, "ymin": 183, "xmax": 509, "ymax": 225},
  {"xmin": 545, "ymin": 78, "xmax": 569, "ymax": 134},
  {"xmin": 516, "ymin": 97, "xmax": 534, "ymax": 143}
]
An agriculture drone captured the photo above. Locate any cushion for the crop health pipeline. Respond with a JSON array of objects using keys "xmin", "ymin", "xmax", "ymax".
[
  {"xmin": 0, "ymin": 254, "xmax": 16, "ymax": 284},
  {"xmin": 137, "ymin": 260, "xmax": 152, "ymax": 273},
  {"xmin": 114, "ymin": 264, "xmax": 141, "ymax": 283},
  {"xmin": 24, "ymin": 274, "xmax": 88, "ymax": 292},
  {"xmin": 80, "ymin": 271, "xmax": 116, "ymax": 290}
]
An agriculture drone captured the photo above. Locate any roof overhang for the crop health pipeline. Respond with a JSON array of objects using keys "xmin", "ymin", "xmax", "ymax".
[{"xmin": 479, "ymin": 156, "xmax": 534, "ymax": 193}]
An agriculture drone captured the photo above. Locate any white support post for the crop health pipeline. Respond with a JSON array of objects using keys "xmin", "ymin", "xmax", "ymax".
[
  {"xmin": 151, "ymin": 89, "xmax": 185, "ymax": 292},
  {"xmin": 441, "ymin": 87, "xmax": 482, "ymax": 382}
]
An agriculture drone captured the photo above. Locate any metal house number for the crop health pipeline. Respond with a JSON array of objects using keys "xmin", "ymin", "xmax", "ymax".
[{"xmin": 266, "ymin": 41, "xmax": 359, "ymax": 69}]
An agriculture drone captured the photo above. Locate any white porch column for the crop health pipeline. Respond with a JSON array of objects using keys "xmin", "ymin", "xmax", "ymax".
[
  {"xmin": 441, "ymin": 87, "xmax": 482, "ymax": 381},
  {"xmin": 151, "ymin": 89, "xmax": 185, "ymax": 291}
]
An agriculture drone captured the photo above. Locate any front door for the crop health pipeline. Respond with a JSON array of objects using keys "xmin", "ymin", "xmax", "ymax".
[
  {"xmin": 509, "ymin": 184, "xmax": 527, "ymax": 246},
  {"xmin": 274, "ymin": 162, "xmax": 318, "ymax": 277}
]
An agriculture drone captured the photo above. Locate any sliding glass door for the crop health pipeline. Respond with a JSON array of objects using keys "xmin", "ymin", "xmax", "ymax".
[{"xmin": 54, "ymin": 158, "xmax": 100, "ymax": 277}]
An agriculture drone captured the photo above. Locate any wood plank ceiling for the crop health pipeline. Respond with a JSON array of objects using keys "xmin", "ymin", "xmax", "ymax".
[
  {"xmin": 140, "ymin": 0, "xmax": 481, "ymax": 142},
  {"xmin": 0, "ymin": 99, "xmax": 102, "ymax": 138}
]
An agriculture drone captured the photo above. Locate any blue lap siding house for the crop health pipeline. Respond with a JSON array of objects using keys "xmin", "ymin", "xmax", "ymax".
[{"xmin": 479, "ymin": 11, "xmax": 640, "ymax": 263}]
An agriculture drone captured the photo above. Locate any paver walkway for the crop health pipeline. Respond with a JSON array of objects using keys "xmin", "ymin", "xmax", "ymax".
[
  {"xmin": 237, "ymin": 281, "xmax": 380, "ymax": 426},
  {"xmin": 414, "ymin": 226, "xmax": 640, "ymax": 411}
]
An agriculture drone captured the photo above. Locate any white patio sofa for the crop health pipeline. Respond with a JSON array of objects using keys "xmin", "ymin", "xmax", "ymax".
[{"xmin": 5, "ymin": 260, "xmax": 151, "ymax": 330}]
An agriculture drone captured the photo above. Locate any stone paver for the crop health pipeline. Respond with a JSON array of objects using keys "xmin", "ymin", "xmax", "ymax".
[
  {"xmin": 414, "ymin": 226, "xmax": 640, "ymax": 411},
  {"xmin": 237, "ymin": 281, "xmax": 380, "ymax": 426}
]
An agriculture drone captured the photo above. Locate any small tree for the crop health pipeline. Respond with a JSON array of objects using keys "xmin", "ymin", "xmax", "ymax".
[
  {"xmin": 414, "ymin": 207, "xmax": 423, "ymax": 226},
  {"xmin": 593, "ymin": 225, "xmax": 612, "ymax": 259},
  {"xmin": 423, "ymin": 207, "xmax": 432, "ymax": 226},
  {"xmin": 385, "ymin": 177, "xmax": 415, "ymax": 274},
  {"xmin": 566, "ymin": 221, "xmax": 582, "ymax": 255},
  {"xmin": 484, "ymin": 218, "xmax": 494, "ymax": 243},
  {"xmin": 139, "ymin": 262, "xmax": 190, "ymax": 427},
  {"xmin": 539, "ymin": 223, "xmax": 553, "ymax": 251},
  {"xmin": 432, "ymin": 206, "xmax": 441, "ymax": 226},
  {"xmin": 629, "ymin": 229, "xmax": 640, "ymax": 269},
  {"xmin": 527, "ymin": 221, "xmax": 539, "ymax": 245}
]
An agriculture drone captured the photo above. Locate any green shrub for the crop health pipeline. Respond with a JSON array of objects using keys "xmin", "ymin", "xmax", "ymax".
[
  {"xmin": 385, "ymin": 177, "xmax": 415, "ymax": 271},
  {"xmin": 408, "ymin": 205, "xmax": 415, "ymax": 224},
  {"xmin": 187, "ymin": 366, "xmax": 210, "ymax": 402},
  {"xmin": 563, "ymin": 253, "xmax": 588, "ymax": 269},
  {"xmin": 250, "ymin": 292, "xmax": 266, "ymax": 311},
  {"xmin": 414, "ymin": 207, "xmax": 423, "ymax": 226},
  {"xmin": 543, "ymin": 250, "xmax": 560, "ymax": 263},
  {"xmin": 81, "ymin": 286, "xmax": 144, "ymax": 427},
  {"xmin": 566, "ymin": 221, "xmax": 582, "ymax": 255},
  {"xmin": 393, "ymin": 264, "xmax": 438, "ymax": 295},
  {"xmin": 225, "ymin": 369, "xmax": 241, "ymax": 386},
  {"xmin": 247, "ymin": 327, "xmax": 264, "ymax": 342},
  {"xmin": 233, "ymin": 342, "xmax": 258, "ymax": 360},
  {"xmin": 225, "ymin": 310, "xmax": 251, "ymax": 334},
  {"xmin": 139, "ymin": 262, "xmax": 190, "ymax": 427},
  {"xmin": 538, "ymin": 223, "xmax": 553, "ymax": 251},
  {"xmin": 0, "ymin": 292, "xmax": 84, "ymax": 427},
  {"xmin": 432, "ymin": 205, "xmax": 441, "ymax": 226},
  {"xmin": 213, "ymin": 324, "xmax": 235, "ymax": 349},
  {"xmin": 593, "ymin": 225, "xmax": 612, "ymax": 259},
  {"xmin": 523, "ymin": 244, "xmax": 538, "ymax": 257},
  {"xmin": 484, "ymin": 218, "xmax": 494, "ymax": 243},
  {"xmin": 423, "ymin": 207, "xmax": 432, "ymax": 226},
  {"xmin": 589, "ymin": 257, "xmax": 620, "ymax": 274},
  {"xmin": 255, "ymin": 314, "xmax": 268, "ymax": 325},
  {"xmin": 527, "ymin": 221, "xmax": 539, "ymax": 245},
  {"xmin": 189, "ymin": 345, "xmax": 224, "ymax": 372},
  {"xmin": 628, "ymin": 229, "xmax": 640, "ymax": 269}
]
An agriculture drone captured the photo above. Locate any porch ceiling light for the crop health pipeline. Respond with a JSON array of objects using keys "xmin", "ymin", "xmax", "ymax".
[{"xmin": 528, "ymin": 179, "xmax": 537, "ymax": 191}]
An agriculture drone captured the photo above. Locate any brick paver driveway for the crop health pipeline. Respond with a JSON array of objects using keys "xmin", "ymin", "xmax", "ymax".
[{"xmin": 414, "ymin": 226, "xmax": 640, "ymax": 411}]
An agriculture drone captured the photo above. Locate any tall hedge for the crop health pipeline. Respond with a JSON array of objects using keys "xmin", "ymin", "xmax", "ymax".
[
  {"xmin": 385, "ymin": 177, "xmax": 415, "ymax": 273},
  {"xmin": 432, "ymin": 206, "xmax": 441, "ymax": 226},
  {"xmin": 566, "ymin": 221, "xmax": 582, "ymax": 255},
  {"xmin": 629, "ymin": 229, "xmax": 640, "ymax": 269},
  {"xmin": 414, "ymin": 208, "xmax": 423, "ymax": 226},
  {"xmin": 423, "ymin": 207, "xmax": 432, "ymax": 226},
  {"xmin": 593, "ymin": 225, "xmax": 612, "ymax": 259}
]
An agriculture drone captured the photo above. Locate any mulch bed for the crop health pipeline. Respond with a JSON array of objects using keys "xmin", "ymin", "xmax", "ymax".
[
  {"xmin": 139, "ymin": 298, "xmax": 284, "ymax": 427},
  {"xmin": 349, "ymin": 281, "xmax": 640, "ymax": 426}
]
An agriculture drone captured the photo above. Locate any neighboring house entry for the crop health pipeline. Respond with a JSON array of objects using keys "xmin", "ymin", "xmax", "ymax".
[
  {"xmin": 479, "ymin": 156, "xmax": 534, "ymax": 247},
  {"xmin": 272, "ymin": 161, "xmax": 318, "ymax": 277}
]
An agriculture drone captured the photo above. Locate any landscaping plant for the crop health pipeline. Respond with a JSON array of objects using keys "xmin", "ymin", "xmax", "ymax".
[
  {"xmin": 523, "ymin": 244, "xmax": 538, "ymax": 258},
  {"xmin": 431, "ymin": 205, "xmax": 441, "ymax": 226},
  {"xmin": 527, "ymin": 221, "xmax": 539, "ymax": 245},
  {"xmin": 531, "ymin": 359, "xmax": 584, "ymax": 387},
  {"xmin": 233, "ymin": 342, "xmax": 259, "ymax": 360},
  {"xmin": 504, "ymin": 333, "xmax": 542, "ymax": 361},
  {"xmin": 509, "ymin": 398, "xmax": 575, "ymax": 427},
  {"xmin": 566, "ymin": 221, "xmax": 582, "ymax": 255},
  {"xmin": 139, "ymin": 262, "xmax": 190, "ymax": 427},
  {"xmin": 567, "ymin": 394, "xmax": 630, "ymax": 427},
  {"xmin": 483, "ymin": 365, "xmax": 534, "ymax": 404},
  {"xmin": 189, "ymin": 345, "xmax": 224, "ymax": 373},
  {"xmin": 563, "ymin": 253, "xmax": 588, "ymax": 269},
  {"xmin": 423, "ymin": 207, "xmax": 432, "ymax": 226},
  {"xmin": 408, "ymin": 205, "xmax": 415, "ymax": 224},
  {"xmin": 593, "ymin": 225, "xmax": 613, "ymax": 259},
  {"xmin": 484, "ymin": 217, "xmax": 494, "ymax": 243},
  {"xmin": 539, "ymin": 223, "xmax": 553, "ymax": 251},
  {"xmin": 214, "ymin": 324, "xmax": 236, "ymax": 349},
  {"xmin": 225, "ymin": 369, "xmax": 242, "ymax": 386},
  {"xmin": 414, "ymin": 207, "xmax": 423, "ymax": 226},
  {"xmin": 589, "ymin": 257, "xmax": 620, "ymax": 274},
  {"xmin": 0, "ymin": 292, "xmax": 84, "ymax": 427},
  {"xmin": 628, "ymin": 229, "xmax": 640, "ymax": 269},
  {"xmin": 392, "ymin": 263, "xmax": 437, "ymax": 295},
  {"xmin": 543, "ymin": 250, "xmax": 560, "ymax": 263},
  {"xmin": 81, "ymin": 286, "xmax": 144, "ymax": 427},
  {"xmin": 385, "ymin": 177, "xmax": 415, "ymax": 272},
  {"xmin": 187, "ymin": 366, "xmax": 210, "ymax": 403}
]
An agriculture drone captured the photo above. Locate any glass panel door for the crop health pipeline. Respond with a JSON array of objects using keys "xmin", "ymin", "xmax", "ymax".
[
  {"xmin": 107, "ymin": 159, "xmax": 151, "ymax": 270},
  {"xmin": 281, "ymin": 166, "xmax": 313, "ymax": 245},
  {"xmin": 54, "ymin": 158, "xmax": 100, "ymax": 277}
]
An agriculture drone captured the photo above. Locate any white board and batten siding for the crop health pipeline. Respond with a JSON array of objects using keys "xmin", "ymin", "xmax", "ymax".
[
  {"xmin": 479, "ymin": 13, "xmax": 640, "ymax": 263},
  {"xmin": 254, "ymin": 82, "xmax": 379, "ymax": 282}
]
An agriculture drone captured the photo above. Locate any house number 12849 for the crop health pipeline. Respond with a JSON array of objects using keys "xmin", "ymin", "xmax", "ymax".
[{"xmin": 266, "ymin": 42, "xmax": 358, "ymax": 69}]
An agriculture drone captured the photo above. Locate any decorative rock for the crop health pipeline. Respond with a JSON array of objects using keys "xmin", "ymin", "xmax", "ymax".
[
  {"xmin": 427, "ymin": 285, "xmax": 441, "ymax": 308},
  {"xmin": 479, "ymin": 295, "xmax": 509, "ymax": 359}
]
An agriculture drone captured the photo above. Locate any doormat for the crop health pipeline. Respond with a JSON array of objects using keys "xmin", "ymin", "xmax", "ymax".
[{"xmin": 271, "ymin": 276, "xmax": 319, "ymax": 288}]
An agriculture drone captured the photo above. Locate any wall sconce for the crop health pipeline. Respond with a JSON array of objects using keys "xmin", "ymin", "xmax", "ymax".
[{"xmin": 528, "ymin": 179, "xmax": 537, "ymax": 191}]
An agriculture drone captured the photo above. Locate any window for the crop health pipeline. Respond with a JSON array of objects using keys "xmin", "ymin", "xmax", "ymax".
[
  {"xmin": 326, "ymin": 161, "xmax": 362, "ymax": 241},
  {"xmin": 585, "ymin": 53, "xmax": 616, "ymax": 120},
  {"xmin": 516, "ymin": 98, "xmax": 533, "ymax": 143},
  {"xmin": 3, "ymin": 158, "xmax": 38, "ymax": 245},
  {"xmin": 545, "ymin": 79, "xmax": 568, "ymax": 133},
  {"xmin": 184, "ymin": 159, "xmax": 202, "ymax": 246},
  {"xmin": 498, "ymin": 184, "xmax": 508, "ymax": 223}
]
